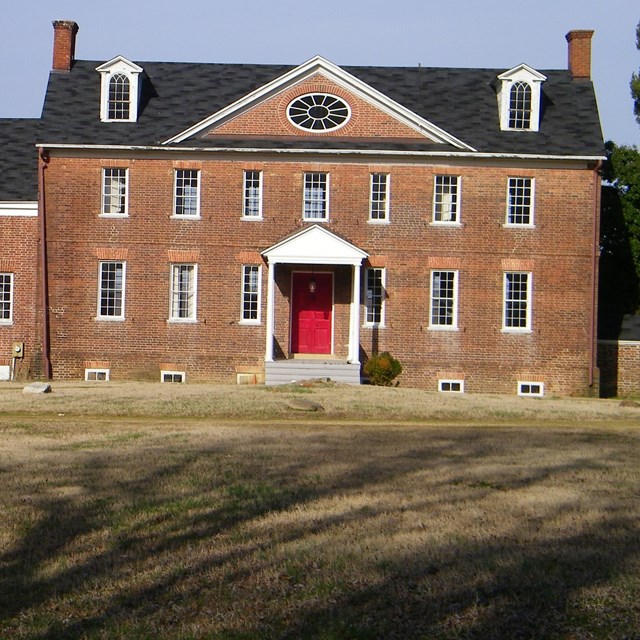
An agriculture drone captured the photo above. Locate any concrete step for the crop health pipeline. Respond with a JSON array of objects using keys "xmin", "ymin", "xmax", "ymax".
[{"xmin": 265, "ymin": 360, "xmax": 361, "ymax": 385}]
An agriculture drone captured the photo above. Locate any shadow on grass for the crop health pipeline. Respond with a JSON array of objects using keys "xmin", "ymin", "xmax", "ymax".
[{"xmin": 1, "ymin": 425, "xmax": 639, "ymax": 639}]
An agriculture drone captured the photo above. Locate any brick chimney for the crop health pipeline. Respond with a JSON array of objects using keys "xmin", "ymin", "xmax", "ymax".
[
  {"xmin": 565, "ymin": 30, "xmax": 594, "ymax": 79},
  {"xmin": 52, "ymin": 20, "xmax": 79, "ymax": 72}
]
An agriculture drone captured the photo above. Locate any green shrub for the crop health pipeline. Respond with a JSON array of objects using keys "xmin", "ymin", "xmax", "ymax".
[{"xmin": 363, "ymin": 351, "xmax": 402, "ymax": 386}]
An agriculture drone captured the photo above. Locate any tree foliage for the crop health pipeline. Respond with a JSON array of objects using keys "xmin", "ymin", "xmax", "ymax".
[
  {"xmin": 633, "ymin": 20, "xmax": 640, "ymax": 125},
  {"xmin": 599, "ymin": 142, "xmax": 640, "ymax": 334}
]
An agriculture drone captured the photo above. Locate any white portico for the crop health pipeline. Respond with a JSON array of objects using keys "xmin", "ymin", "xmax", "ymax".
[{"xmin": 261, "ymin": 225, "xmax": 368, "ymax": 384}]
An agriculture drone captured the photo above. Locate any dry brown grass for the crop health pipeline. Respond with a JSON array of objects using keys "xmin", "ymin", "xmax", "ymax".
[{"xmin": 1, "ymin": 382, "xmax": 639, "ymax": 639}]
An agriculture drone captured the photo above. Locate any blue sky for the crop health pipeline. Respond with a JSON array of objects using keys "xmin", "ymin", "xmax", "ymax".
[{"xmin": 2, "ymin": 0, "xmax": 638, "ymax": 146}]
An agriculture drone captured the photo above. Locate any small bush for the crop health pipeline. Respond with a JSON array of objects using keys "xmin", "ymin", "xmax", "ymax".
[{"xmin": 363, "ymin": 351, "xmax": 402, "ymax": 386}]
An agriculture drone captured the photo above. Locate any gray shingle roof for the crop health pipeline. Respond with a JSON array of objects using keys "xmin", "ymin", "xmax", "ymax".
[
  {"xmin": 0, "ymin": 119, "xmax": 39, "ymax": 200},
  {"xmin": 37, "ymin": 59, "xmax": 603, "ymax": 156}
]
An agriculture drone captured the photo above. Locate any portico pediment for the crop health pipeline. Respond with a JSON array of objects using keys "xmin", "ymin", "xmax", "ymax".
[{"xmin": 262, "ymin": 225, "xmax": 368, "ymax": 266}]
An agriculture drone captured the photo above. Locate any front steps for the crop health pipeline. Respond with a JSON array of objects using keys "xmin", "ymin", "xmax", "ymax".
[{"xmin": 265, "ymin": 359, "xmax": 361, "ymax": 385}]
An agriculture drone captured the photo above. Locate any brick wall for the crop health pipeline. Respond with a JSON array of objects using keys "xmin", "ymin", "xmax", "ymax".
[
  {"xmin": 41, "ymin": 151, "xmax": 598, "ymax": 394},
  {"xmin": 0, "ymin": 216, "xmax": 40, "ymax": 379},
  {"xmin": 598, "ymin": 340, "xmax": 640, "ymax": 397}
]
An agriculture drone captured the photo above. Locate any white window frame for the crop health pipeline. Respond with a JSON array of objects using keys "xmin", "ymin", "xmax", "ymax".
[
  {"xmin": 369, "ymin": 173, "xmax": 390, "ymax": 222},
  {"xmin": 517, "ymin": 381, "xmax": 544, "ymax": 397},
  {"xmin": 240, "ymin": 265, "xmax": 262, "ymax": 324},
  {"xmin": 97, "ymin": 261, "xmax": 125, "ymax": 321},
  {"xmin": 438, "ymin": 379, "xmax": 465, "ymax": 393},
  {"xmin": 161, "ymin": 370, "xmax": 186, "ymax": 383},
  {"xmin": 101, "ymin": 167, "xmax": 129, "ymax": 217},
  {"xmin": 173, "ymin": 169, "xmax": 201, "ymax": 218},
  {"xmin": 303, "ymin": 172, "xmax": 329, "ymax": 221},
  {"xmin": 503, "ymin": 272, "xmax": 532, "ymax": 332},
  {"xmin": 505, "ymin": 177, "xmax": 535, "ymax": 227},
  {"xmin": 0, "ymin": 272, "xmax": 14, "ymax": 324},
  {"xmin": 169, "ymin": 263, "xmax": 198, "ymax": 322},
  {"xmin": 432, "ymin": 175, "xmax": 461, "ymax": 225},
  {"xmin": 495, "ymin": 65, "xmax": 546, "ymax": 133},
  {"xmin": 85, "ymin": 368, "xmax": 110, "ymax": 382},
  {"xmin": 508, "ymin": 82, "xmax": 532, "ymax": 130},
  {"xmin": 363, "ymin": 267, "xmax": 385, "ymax": 326},
  {"xmin": 429, "ymin": 270, "xmax": 459, "ymax": 330},
  {"xmin": 242, "ymin": 170, "xmax": 263, "ymax": 219}
]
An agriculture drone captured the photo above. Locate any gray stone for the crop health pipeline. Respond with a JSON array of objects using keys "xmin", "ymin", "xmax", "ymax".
[
  {"xmin": 23, "ymin": 382, "xmax": 52, "ymax": 394},
  {"xmin": 287, "ymin": 398, "xmax": 324, "ymax": 412},
  {"xmin": 620, "ymin": 399, "xmax": 640, "ymax": 408}
]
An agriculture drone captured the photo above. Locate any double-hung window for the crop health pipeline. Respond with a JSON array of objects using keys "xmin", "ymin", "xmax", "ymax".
[
  {"xmin": 303, "ymin": 172, "xmax": 328, "ymax": 220},
  {"xmin": 98, "ymin": 261, "xmax": 125, "ymax": 320},
  {"xmin": 241, "ymin": 265, "xmax": 261, "ymax": 323},
  {"xmin": 364, "ymin": 268, "xmax": 385, "ymax": 325},
  {"xmin": 170, "ymin": 264, "xmax": 197, "ymax": 321},
  {"xmin": 370, "ymin": 173, "xmax": 389, "ymax": 222},
  {"xmin": 101, "ymin": 168, "xmax": 128, "ymax": 216},
  {"xmin": 503, "ymin": 272, "xmax": 532, "ymax": 331},
  {"xmin": 506, "ymin": 177, "xmax": 534, "ymax": 226},
  {"xmin": 174, "ymin": 170, "xmax": 200, "ymax": 217},
  {"xmin": 433, "ymin": 175, "xmax": 460, "ymax": 223},
  {"xmin": 243, "ymin": 170, "xmax": 262, "ymax": 219},
  {"xmin": 0, "ymin": 273, "xmax": 13, "ymax": 323},
  {"xmin": 430, "ymin": 270, "xmax": 458, "ymax": 329}
]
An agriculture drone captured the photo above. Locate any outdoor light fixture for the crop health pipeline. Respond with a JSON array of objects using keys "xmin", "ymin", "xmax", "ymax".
[{"xmin": 309, "ymin": 279, "xmax": 317, "ymax": 294}]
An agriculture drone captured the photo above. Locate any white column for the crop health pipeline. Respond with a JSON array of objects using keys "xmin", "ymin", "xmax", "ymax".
[
  {"xmin": 265, "ymin": 260, "xmax": 276, "ymax": 361},
  {"xmin": 349, "ymin": 263, "xmax": 361, "ymax": 363}
]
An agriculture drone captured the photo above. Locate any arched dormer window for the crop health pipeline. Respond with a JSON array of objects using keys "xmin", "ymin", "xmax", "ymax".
[
  {"xmin": 108, "ymin": 74, "xmax": 131, "ymax": 120},
  {"xmin": 508, "ymin": 82, "xmax": 532, "ymax": 129},
  {"xmin": 494, "ymin": 64, "xmax": 546, "ymax": 132},
  {"xmin": 96, "ymin": 56, "xmax": 143, "ymax": 123}
]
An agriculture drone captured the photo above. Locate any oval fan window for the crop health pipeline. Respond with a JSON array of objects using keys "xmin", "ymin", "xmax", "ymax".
[{"xmin": 287, "ymin": 93, "xmax": 351, "ymax": 131}]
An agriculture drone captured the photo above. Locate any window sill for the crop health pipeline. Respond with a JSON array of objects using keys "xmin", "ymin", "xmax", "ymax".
[
  {"xmin": 239, "ymin": 320, "xmax": 261, "ymax": 326},
  {"xmin": 368, "ymin": 219, "xmax": 390, "ymax": 225},
  {"xmin": 170, "ymin": 215, "xmax": 201, "ymax": 220},
  {"xmin": 241, "ymin": 216, "xmax": 263, "ymax": 221},
  {"xmin": 302, "ymin": 218, "xmax": 329, "ymax": 223},
  {"xmin": 428, "ymin": 325, "xmax": 458, "ymax": 331},
  {"xmin": 168, "ymin": 318, "xmax": 197, "ymax": 324},
  {"xmin": 430, "ymin": 221, "xmax": 462, "ymax": 228},
  {"xmin": 363, "ymin": 323, "xmax": 385, "ymax": 329},
  {"xmin": 99, "ymin": 213, "xmax": 129, "ymax": 219},
  {"xmin": 95, "ymin": 316, "xmax": 125, "ymax": 322},
  {"xmin": 501, "ymin": 328, "xmax": 532, "ymax": 334},
  {"xmin": 0, "ymin": 320, "xmax": 13, "ymax": 326},
  {"xmin": 503, "ymin": 223, "xmax": 535, "ymax": 229}
]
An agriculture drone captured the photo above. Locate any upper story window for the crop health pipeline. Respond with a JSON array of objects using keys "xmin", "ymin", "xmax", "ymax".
[
  {"xmin": 101, "ymin": 168, "xmax": 128, "ymax": 216},
  {"xmin": 303, "ymin": 172, "xmax": 328, "ymax": 220},
  {"xmin": 370, "ymin": 174, "xmax": 390, "ymax": 222},
  {"xmin": 243, "ymin": 170, "xmax": 262, "ymax": 219},
  {"xmin": 0, "ymin": 273, "xmax": 13, "ymax": 324},
  {"xmin": 506, "ymin": 177, "xmax": 534, "ymax": 226},
  {"xmin": 96, "ymin": 56, "xmax": 143, "ymax": 123},
  {"xmin": 288, "ymin": 93, "xmax": 350, "ymax": 131},
  {"xmin": 174, "ymin": 170, "xmax": 200, "ymax": 218},
  {"xmin": 494, "ymin": 64, "xmax": 546, "ymax": 133},
  {"xmin": 433, "ymin": 175, "xmax": 461, "ymax": 224}
]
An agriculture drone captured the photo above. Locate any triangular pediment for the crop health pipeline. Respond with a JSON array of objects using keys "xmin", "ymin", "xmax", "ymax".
[
  {"xmin": 95, "ymin": 55, "xmax": 143, "ymax": 75},
  {"xmin": 495, "ymin": 63, "xmax": 547, "ymax": 84},
  {"xmin": 163, "ymin": 56, "xmax": 474, "ymax": 150},
  {"xmin": 262, "ymin": 225, "xmax": 368, "ymax": 265}
]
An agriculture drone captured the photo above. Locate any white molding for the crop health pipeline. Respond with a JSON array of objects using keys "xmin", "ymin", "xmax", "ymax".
[
  {"xmin": 0, "ymin": 202, "xmax": 38, "ymax": 217},
  {"xmin": 162, "ymin": 56, "xmax": 475, "ymax": 150},
  {"xmin": 494, "ymin": 64, "xmax": 547, "ymax": 133}
]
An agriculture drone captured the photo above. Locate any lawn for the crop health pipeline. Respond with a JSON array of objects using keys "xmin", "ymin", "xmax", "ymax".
[{"xmin": 1, "ymin": 382, "xmax": 639, "ymax": 639}]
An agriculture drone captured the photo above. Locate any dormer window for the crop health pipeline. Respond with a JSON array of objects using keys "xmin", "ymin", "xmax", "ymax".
[
  {"xmin": 495, "ymin": 64, "xmax": 546, "ymax": 132},
  {"xmin": 508, "ymin": 82, "xmax": 532, "ymax": 129},
  {"xmin": 96, "ymin": 56, "xmax": 143, "ymax": 123},
  {"xmin": 108, "ymin": 74, "xmax": 131, "ymax": 120}
]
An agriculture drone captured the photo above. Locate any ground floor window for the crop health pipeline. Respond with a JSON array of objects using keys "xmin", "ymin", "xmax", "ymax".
[
  {"xmin": 503, "ymin": 272, "xmax": 531, "ymax": 331},
  {"xmin": 241, "ymin": 265, "xmax": 261, "ymax": 323},
  {"xmin": 430, "ymin": 270, "xmax": 458, "ymax": 329},
  {"xmin": 364, "ymin": 267, "xmax": 385, "ymax": 325},
  {"xmin": 170, "ymin": 264, "xmax": 197, "ymax": 321},
  {"xmin": 98, "ymin": 261, "xmax": 125, "ymax": 319},
  {"xmin": 0, "ymin": 273, "xmax": 13, "ymax": 323}
]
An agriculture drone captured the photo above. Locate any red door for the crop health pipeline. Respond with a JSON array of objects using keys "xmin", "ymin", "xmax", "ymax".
[{"xmin": 291, "ymin": 272, "xmax": 332, "ymax": 354}]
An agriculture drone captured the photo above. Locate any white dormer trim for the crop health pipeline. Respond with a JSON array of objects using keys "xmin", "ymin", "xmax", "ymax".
[
  {"xmin": 494, "ymin": 64, "xmax": 547, "ymax": 132},
  {"xmin": 96, "ymin": 56, "xmax": 144, "ymax": 123},
  {"xmin": 163, "ymin": 55, "xmax": 476, "ymax": 151}
]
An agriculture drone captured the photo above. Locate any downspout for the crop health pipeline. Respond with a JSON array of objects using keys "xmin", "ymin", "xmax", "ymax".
[
  {"xmin": 38, "ymin": 148, "xmax": 52, "ymax": 379},
  {"xmin": 589, "ymin": 159, "xmax": 602, "ymax": 389}
]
